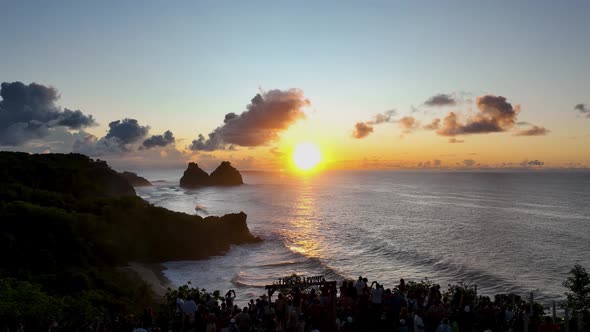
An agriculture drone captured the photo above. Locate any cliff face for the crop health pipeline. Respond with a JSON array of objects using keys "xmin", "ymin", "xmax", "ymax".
[
  {"xmin": 0, "ymin": 152, "xmax": 260, "ymax": 270},
  {"xmin": 119, "ymin": 171, "xmax": 152, "ymax": 187},
  {"xmin": 0, "ymin": 152, "xmax": 260, "ymax": 324},
  {"xmin": 179, "ymin": 161, "xmax": 243, "ymax": 188}
]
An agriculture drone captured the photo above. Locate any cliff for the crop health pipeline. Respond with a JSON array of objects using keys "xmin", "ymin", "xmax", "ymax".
[
  {"xmin": 179, "ymin": 161, "xmax": 243, "ymax": 188},
  {"xmin": 0, "ymin": 152, "xmax": 260, "ymax": 321},
  {"xmin": 119, "ymin": 171, "xmax": 152, "ymax": 186}
]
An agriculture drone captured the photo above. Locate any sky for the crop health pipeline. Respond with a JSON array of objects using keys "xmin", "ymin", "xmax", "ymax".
[{"xmin": 1, "ymin": 1, "xmax": 589, "ymax": 170}]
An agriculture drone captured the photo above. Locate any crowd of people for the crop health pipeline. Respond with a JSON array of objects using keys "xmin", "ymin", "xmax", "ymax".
[{"xmin": 163, "ymin": 276, "xmax": 566, "ymax": 332}]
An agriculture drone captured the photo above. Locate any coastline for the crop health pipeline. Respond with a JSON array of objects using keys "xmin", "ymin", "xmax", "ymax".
[{"xmin": 125, "ymin": 262, "xmax": 173, "ymax": 297}]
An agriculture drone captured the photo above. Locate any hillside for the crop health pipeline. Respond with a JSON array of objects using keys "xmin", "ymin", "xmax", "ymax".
[{"xmin": 0, "ymin": 152, "xmax": 259, "ymax": 327}]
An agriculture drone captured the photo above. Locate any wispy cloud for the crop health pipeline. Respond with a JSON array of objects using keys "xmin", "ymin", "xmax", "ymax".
[
  {"xmin": 351, "ymin": 110, "xmax": 396, "ymax": 139},
  {"xmin": 514, "ymin": 125, "xmax": 550, "ymax": 136},
  {"xmin": 574, "ymin": 103, "xmax": 590, "ymax": 118},
  {"xmin": 424, "ymin": 93, "xmax": 457, "ymax": 107}
]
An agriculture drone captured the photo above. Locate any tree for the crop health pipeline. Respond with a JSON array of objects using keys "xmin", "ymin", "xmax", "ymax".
[{"xmin": 563, "ymin": 264, "xmax": 590, "ymax": 318}]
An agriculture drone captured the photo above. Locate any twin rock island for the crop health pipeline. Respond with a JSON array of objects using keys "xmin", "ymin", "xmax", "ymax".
[{"xmin": 119, "ymin": 161, "xmax": 244, "ymax": 188}]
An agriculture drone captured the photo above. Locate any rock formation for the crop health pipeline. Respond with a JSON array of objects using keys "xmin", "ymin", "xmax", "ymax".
[
  {"xmin": 179, "ymin": 161, "xmax": 244, "ymax": 188},
  {"xmin": 119, "ymin": 171, "xmax": 151, "ymax": 187},
  {"xmin": 179, "ymin": 162, "xmax": 211, "ymax": 187},
  {"xmin": 209, "ymin": 161, "xmax": 244, "ymax": 186}
]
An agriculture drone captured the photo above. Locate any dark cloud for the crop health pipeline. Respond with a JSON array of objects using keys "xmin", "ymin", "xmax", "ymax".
[
  {"xmin": 105, "ymin": 118, "xmax": 149, "ymax": 144},
  {"xmin": 141, "ymin": 130, "xmax": 175, "ymax": 149},
  {"xmin": 352, "ymin": 122, "xmax": 374, "ymax": 139},
  {"xmin": 189, "ymin": 89, "xmax": 309, "ymax": 150},
  {"xmin": 351, "ymin": 110, "xmax": 396, "ymax": 139},
  {"xmin": 521, "ymin": 159, "xmax": 544, "ymax": 166},
  {"xmin": 423, "ymin": 118, "xmax": 441, "ymax": 130},
  {"xmin": 574, "ymin": 103, "xmax": 590, "ymax": 117},
  {"xmin": 424, "ymin": 93, "xmax": 457, "ymax": 107},
  {"xmin": 74, "ymin": 118, "xmax": 149, "ymax": 155},
  {"xmin": 449, "ymin": 138, "xmax": 464, "ymax": 143},
  {"xmin": 514, "ymin": 125, "xmax": 550, "ymax": 136},
  {"xmin": 0, "ymin": 81, "xmax": 96, "ymax": 145},
  {"xmin": 399, "ymin": 116, "xmax": 419, "ymax": 133},
  {"xmin": 437, "ymin": 95, "xmax": 519, "ymax": 136}
]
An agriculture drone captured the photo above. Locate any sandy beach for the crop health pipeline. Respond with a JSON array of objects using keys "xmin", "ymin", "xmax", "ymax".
[{"xmin": 126, "ymin": 262, "xmax": 172, "ymax": 297}]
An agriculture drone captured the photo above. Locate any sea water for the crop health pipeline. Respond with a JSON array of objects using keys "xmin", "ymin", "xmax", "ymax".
[{"xmin": 134, "ymin": 169, "xmax": 590, "ymax": 306}]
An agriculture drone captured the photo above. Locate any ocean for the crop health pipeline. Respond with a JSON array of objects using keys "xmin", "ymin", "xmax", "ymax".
[{"xmin": 134, "ymin": 169, "xmax": 590, "ymax": 307}]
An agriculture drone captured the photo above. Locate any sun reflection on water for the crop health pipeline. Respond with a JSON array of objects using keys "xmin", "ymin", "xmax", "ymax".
[{"xmin": 285, "ymin": 184, "xmax": 323, "ymax": 258}]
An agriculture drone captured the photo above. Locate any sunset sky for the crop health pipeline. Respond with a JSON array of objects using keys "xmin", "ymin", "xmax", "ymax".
[{"xmin": 1, "ymin": 1, "xmax": 589, "ymax": 170}]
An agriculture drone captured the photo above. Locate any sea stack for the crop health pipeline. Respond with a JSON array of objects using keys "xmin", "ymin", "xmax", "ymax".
[
  {"xmin": 119, "ymin": 171, "xmax": 152, "ymax": 187},
  {"xmin": 179, "ymin": 161, "xmax": 244, "ymax": 188},
  {"xmin": 180, "ymin": 162, "xmax": 211, "ymax": 187},
  {"xmin": 209, "ymin": 161, "xmax": 244, "ymax": 186}
]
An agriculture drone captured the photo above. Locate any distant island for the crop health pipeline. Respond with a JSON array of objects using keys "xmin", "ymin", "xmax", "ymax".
[
  {"xmin": 0, "ymin": 152, "xmax": 259, "ymax": 328},
  {"xmin": 180, "ymin": 160, "xmax": 244, "ymax": 188}
]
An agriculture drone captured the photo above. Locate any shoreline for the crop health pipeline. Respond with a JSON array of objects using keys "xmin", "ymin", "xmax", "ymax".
[{"xmin": 125, "ymin": 262, "xmax": 173, "ymax": 297}]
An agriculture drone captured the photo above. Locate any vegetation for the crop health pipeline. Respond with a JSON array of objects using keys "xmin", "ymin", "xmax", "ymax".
[
  {"xmin": 564, "ymin": 264, "xmax": 590, "ymax": 323},
  {"xmin": 0, "ymin": 151, "xmax": 259, "ymax": 329}
]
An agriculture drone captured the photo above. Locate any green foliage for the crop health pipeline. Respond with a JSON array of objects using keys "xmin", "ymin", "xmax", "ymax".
[
  {"xmin": 443, "ymin": 281, "xmax": 477, "ymax": 306},
  {"xmin": 0, "ymin": 152, "xmax": 259, "ymax": 328},
  {"xmin": 0, "ymin": 278, "xmax": 62, "ymax": 328},
  {"xmin": 405, "ymin": 278, "xmax": 434, "ymax": 298},
  {"xmin": 563, "ymin": 264, "xmax": 590, "ymax": 316}
]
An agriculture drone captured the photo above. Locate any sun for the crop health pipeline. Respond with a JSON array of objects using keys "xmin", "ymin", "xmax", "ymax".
[{"xmin": 292, "ymin": 142, "xmax": 322, "ymax": 171}]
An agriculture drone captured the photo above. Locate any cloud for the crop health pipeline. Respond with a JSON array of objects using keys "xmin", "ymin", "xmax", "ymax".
[
  {"xmin": 424, "ymin": 93, "xmax": 457, "ymax": 107},
  {"xmin": 269, "ymin": 146, "xmax": 283, "ymax": 157},
  {"xmin": 521, "ymin": 159, "xmax": 544, "ymax": 166},
  {"xmin": 514, "ymin": 125, "xmax": 550, "ymax": 136},
  {"xmin": 141, "ymin": 130, "xmax": 175, "ymax": 149},
  {"xmin": 423, "ymin": 118, "xmax": 441, "ymax": 130},
  {"xmin": 74, "ymin": 118, "xmax": 149, "ymax": 155},
  {"xmin": 437, "ymin": 95, "xmax": 519, "ymax": 136},
  {"xmin": 105, "ymin": 118, "xmax": 149, "ymax": 144},
  {"xmin": 399, "ymin": 116, "xmax": 419, "ymax": 133},
  {"xmin": 371, "ymin": 110, "xmax": 396, "ymax": 124},
  {"xmin": 351, "ymin": 110, "xmax": 396, "ymax": 139},
  {"xmin": 463, "ymin": 159, "xmax": 476, "ymax": 167},
  {"xmin": 189, "ymin": 89, "xmax": 309, "ymax": 150},
  {"xmin": 448, "ymin": 138, "xmax": 464, "ymax": 143},
  {"xmin": 352, "ymin": 122, "xmax": 374, "ymax": 139},
  {"xmin": 0, "ymin": 81, "xmax": 96, "ymax": 145},
  {"xmin": 574, "ymin": 103, "xmax": 590, "ymax": 117}
]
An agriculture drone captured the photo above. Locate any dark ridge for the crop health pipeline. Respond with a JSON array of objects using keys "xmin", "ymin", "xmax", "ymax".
[
  {"xmin": 119, "ymin": 171, "xmax": 152, "ymax": 187},
  {"xmin": 0, "ymin": 151, "xmax": 260, "ymax": 325}
]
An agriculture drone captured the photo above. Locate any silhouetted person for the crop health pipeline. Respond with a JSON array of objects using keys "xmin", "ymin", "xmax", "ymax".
[{"xmin": 225, "ymin": 289, "xmax": 236, "ymax": 308}]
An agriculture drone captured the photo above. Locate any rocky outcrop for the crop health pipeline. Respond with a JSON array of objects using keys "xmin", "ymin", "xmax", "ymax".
[
  {"xmin": 179, "ymin": 162, "xmax": 211, "ymax": 187},
  {"xmin": 179, "ymin": 161, "xmax": 243, "ymax": 188},
  {"xmin": 119, "ymin": 171, "xmax": 152, "ymax": 187},
  {"xmin": 209, "ymin": 161, "xmax": 244, "ymax": 186}
]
